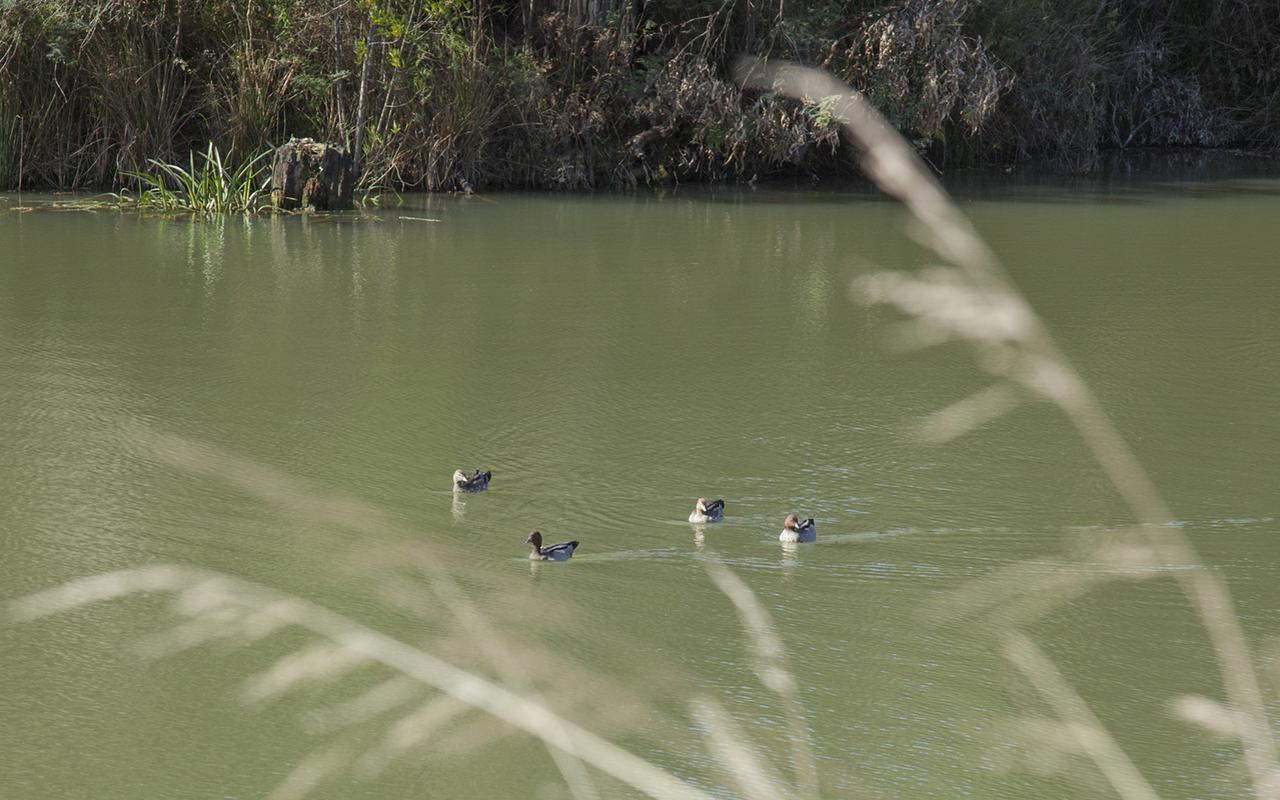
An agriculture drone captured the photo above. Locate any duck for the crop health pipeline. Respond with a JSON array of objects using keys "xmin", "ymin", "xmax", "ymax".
[
  {"xmin": 688, "ymin": 497, "xmax": 725, "ymax": 524},
  {"xmin": 526, "ymin": 530, "xmax": 579, "ymax": 561},
  {"xmin": 779, "ymin": 513, "xmax": 816, "ymax": 543},
  {"xmin": 452, "ymin": 468, "xmax": 491, "ymax": 492}
]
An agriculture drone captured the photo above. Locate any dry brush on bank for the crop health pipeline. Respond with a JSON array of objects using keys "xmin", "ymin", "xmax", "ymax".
[{"xmin": 3, "ymin": 0, "xmax": 1279, "ymax": 192}]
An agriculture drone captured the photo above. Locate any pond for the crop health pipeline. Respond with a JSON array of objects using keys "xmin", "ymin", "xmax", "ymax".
[{"xmin": 2, "ymin": 170, "xmax": 1279, "ymax": 799}]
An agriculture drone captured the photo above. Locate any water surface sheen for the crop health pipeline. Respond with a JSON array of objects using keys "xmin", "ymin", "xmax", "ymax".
[{"xmin": 2, "ymin": 176, "xmax": 1279, "ymax": 800}]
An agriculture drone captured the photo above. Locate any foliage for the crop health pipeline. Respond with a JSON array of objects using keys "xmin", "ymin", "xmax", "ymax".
[{"xmin": 2, "ymin": 0, "xmax": 1279, "ymax": 190}]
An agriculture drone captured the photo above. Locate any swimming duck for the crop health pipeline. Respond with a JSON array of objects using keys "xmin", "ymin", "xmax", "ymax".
[
  {"xmin": 452, "ymin": 468, "xmax": 491, "ymax": 492},
  {"xmin": 779, "ymin": 513, "xmax": 816, "ymax": 543},
  {"xmin": 526, "ymin": 530, "xmax": 579, "ymax": 561},
  {"xmin": 688, "ymin": 497, "xmax": 725, "ymax": 524}
]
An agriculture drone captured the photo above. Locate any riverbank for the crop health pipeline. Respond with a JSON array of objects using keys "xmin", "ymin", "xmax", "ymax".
[
  {"xmin": 4, "ymin": 0, "xmax": 1279, "ymax": 193},
  {"xmin": 7, "ymin": 147, "xmax": 1280, "ymax": 215}
]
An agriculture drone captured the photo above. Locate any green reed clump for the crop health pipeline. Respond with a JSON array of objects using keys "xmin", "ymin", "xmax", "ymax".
[{"xmin": 118, "ymin": 144, "xmax": 273, "ymax": 215}]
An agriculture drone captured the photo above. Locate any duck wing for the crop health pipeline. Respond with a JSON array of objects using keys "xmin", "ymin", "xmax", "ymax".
[
  {"xmin": 706, "ymin": 499, "xmax": 725, "ymax": 514},
  {"xmin": 543, "ymin": 540, "xmax": 580, "ymax": 558}
]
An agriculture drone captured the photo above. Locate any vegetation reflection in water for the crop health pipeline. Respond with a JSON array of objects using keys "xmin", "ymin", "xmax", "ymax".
[{"xmin": 6, "ymin": 63, "xmax": 1280, "ymax": 800}]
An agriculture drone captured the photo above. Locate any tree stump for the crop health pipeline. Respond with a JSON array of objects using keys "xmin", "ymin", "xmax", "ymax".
[{"xmin": 271, "ymin": 138, "xmax": 355, "ymax": 211}]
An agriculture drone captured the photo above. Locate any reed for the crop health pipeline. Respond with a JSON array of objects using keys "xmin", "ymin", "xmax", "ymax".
[
  {"xmin": 10, "ymin": 428, "xmax": 816, "ymax": 800},
  {"xmin": 733, "ymin": 55, "xmax": 1278, "ymax": 798},
  {"xmin": 117, "ymin": 144, "xmax": 274, "ymax": 215}
]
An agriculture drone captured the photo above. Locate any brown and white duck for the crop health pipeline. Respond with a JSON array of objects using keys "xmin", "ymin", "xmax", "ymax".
[
  {"xmin": 779, "ymin": 513, "xmax": 816, "ymax": 543},
  {"xmin": 688, "ymin": 497, "xmax": 725, "ymax": 524},
  {"xmin": 526, "ymin": 530, "xmax": 579, "ymax": 561},
  {"xmin": 452, "ymin": 468, "xmax": 491, "ymax": 492}
]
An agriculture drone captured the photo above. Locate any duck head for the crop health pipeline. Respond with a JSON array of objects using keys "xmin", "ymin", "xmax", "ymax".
[
  {"xmin": 695, "ymin": 497, "xmax": 708, "ymax": 513},
  {"xmin": 783, "ymin": 513, "xmax": 800, "ymax": 531},
  {"xmin": 526, "ymin": 530, "xmax": 543, "ymax": 548},
  {"xmin": 453, "ymin": 469, "xmax": 468, "ymax": 484}
]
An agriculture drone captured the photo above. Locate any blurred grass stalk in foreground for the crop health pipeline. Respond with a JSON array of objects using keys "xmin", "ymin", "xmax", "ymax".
[
  {"xmin": 10, "ymin": 429, "xmax": 816, "ymax": 800},
  {"xmin": 733, "ymin": 55, "xmax": 1278, "ymax": 799}
]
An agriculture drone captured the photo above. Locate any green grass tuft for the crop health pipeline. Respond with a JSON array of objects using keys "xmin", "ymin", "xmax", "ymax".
[{"xmin": 115, "ymin": 144, "xmax": 274, "ymax": 216}]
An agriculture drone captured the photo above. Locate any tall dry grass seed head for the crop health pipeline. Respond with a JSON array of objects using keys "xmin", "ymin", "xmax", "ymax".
[
  {"xmin": 11, "ymin": 430, "xmax": 821, "ymax": 800},
  {"xmin": 733, "ymin": 55, "xmax": 1280, "ymax": 800}
]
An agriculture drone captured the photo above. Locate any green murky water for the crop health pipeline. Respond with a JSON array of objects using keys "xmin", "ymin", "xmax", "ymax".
[{"xmin": 2, "ymin": 174, "xmax": 1279, "ymax": 799}]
